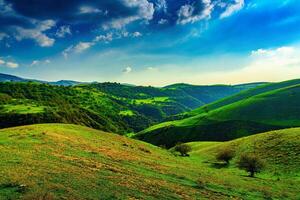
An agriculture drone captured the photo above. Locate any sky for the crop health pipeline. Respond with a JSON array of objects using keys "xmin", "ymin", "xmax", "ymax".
[{"xmin": 1, "ymin": 0, "xmax": 300, "ymax": 86}]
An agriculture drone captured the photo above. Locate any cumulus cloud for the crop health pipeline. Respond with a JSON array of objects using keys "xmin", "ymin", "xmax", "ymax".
[
  {"xmin": 177, "ymin": 1, "xmax": 213, "ymax": 25},
  {"xmin": 123, "ymin": 66, "xmax": 132, "ymax": 73},
  {"xmin": 103, "ymin": 0, "xmax": 154, "ymax": 29},
  {"xmin": 94, "ymin": 33, "xmax": 113, "ymax": 43},
  {"xmin": 156, "ymin": 0, "xmax": 167, "ymax": 13},
  {"xmin": 220, "ymin": 0, "xmax": 245, "ymax": 19},
  {"xmin": 55, "ymin": 25, "xmax": 72, "ymax": 38},
  {"xmin": 14, "ymin": 20, "xmax": 56, "ymax": 47}
]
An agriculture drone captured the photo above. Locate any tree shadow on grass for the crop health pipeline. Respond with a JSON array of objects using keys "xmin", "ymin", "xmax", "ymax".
[{"xmin": 210, "ymin": 162, "xmax": 229, "ymax": 169}]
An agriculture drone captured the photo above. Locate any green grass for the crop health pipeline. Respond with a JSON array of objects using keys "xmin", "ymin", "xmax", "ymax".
[
  {"xmin": 119, "ymin": 110, "xmax": 135, "ymax": 116},
  {"xmin": 0, "ymin": 104, "xmax": 46, "ymax": 114},
  {"xmin": 188, "ymin": 128, "xmax": 300, "ymax": 175},
  {"xmin": 133, "ymin": 97, "xmax": 170, "ymax": 105},
  {"xmin": 0, "ymin": 124, "xmax": 299, "ymax": 199},
  {"xmin": 136, "ymin": 81, "xmax": 300, "ymax": 147}
]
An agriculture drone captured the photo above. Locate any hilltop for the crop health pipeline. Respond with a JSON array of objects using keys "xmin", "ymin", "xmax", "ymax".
[
  {"xmin": 0, "ymin": 124, "xmax": 299, "ymax": 199},
  {"xmin": 136, "ymin": 80, "xmax": 300, "ymax": 147}
]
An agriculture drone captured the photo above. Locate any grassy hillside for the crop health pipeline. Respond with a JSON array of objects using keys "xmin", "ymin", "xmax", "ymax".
[
  {"xmin": 0, "ymin": 81, "xmax": 257, "ymax": 134},
  {"xmin": 136, "ymin": 82, "xmax": 300, "ymax": 147},
  {"xmin": 175, "ymin": 79, "xmax": 300, "ymax": 120},
  {"xmin": 188, "ymin": 128, "xmax": 300, "ymax": 175},
  {"xmin": 0, "ymin": 124, "xmax": 299, "ymax": 199}
]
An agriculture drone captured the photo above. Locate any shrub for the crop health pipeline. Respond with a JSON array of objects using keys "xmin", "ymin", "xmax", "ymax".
[
  {"xmin": 216, "ymin": 148, "xmax": 235, "ymax": 165},
  {"xmin": 174, "ymin": 143, "xmax": 192, "ymax": 157},
  {"xmin": 237, "ymin": 153, "xmax": 265, "ymax": 177}
]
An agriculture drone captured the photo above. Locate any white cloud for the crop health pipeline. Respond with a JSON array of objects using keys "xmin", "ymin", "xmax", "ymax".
[
  {"xmin": 177, "ymin": 1, "xmax": 213, "ymax": 25},
  {"xmin": 62, "ymin": 42, "xmax": 94, "ymax": 58},
  {"xmin": 15, "ymin": 20, "xmax": 56, "ymax": 47},
  {"xmin": 45, "ymin": 59, "xmax": 51, "ymax": 64},
  {"xmin": 123, "ymin": 66, "xmax": 132, "ymax": 73},
  {"xmin": 74, "ymin": 42, "xmax": 94, "ymax": 53},
  {"xmin": 79, "ymin": 6, "xmax": 103, "ymax": 14},
  {"xmin": 6, "ymin": 61, "xmax": 19, "ymax": 68},
  {"xmin": 31, "ymin": 60, "xmax": 40, "ymax": 66},
  {"xmin": 220, "ymin": 0, "xmax": 244, "ymax": 19},
  {"xmin": 200, "ymin": 46, "xmax": 300, "ymax": 84},
  {"xmin": 158, "ymin": 18, "xmax": 168, "ymax": 25},
  {"xmin": 103, "ymin": 0, "xmax": 154, "ymax": 29},
  {"xmin": 156, "ymin": 0, "xmax": 167, "ymax": 13},
  {"xmin": 94, "ymin": 33, "xmax": 113, "ymax": 43},
  {"xmin": 55, "ymin": 25, "xmax": 72, "ymax": 38},
  {"xmin": 147, "ymin": 67, "xmax": 158, "ymax": 71},
  {"xmin": 30, "ymin": 59, "xmax": 51, "ymax": 66},
  {"xmin": 0, "ymin": 59, "xmax": 5, "ymax": 65},
  {"xmin": 0, "ymin": 58, "xmax": 19, "ymax": 68},
  {"xmin": 132, "ymin": 32, "xmax": 142, "ymax": 37}
]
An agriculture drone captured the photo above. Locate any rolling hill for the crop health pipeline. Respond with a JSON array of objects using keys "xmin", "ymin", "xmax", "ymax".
[
  {"xmin": 187, "ymin": 128, "xmax": 300, "ymax": 174},
  {"xmin": 136, "ymin": 80, "xmax": 300, "ymax": 147},
  {"xmin": 0, "ymin": 75, "xmax": 262, "ymax": 134},
  {"xmin": 0, "ymin": 124, "xmax": 299, "ymax": 199}
]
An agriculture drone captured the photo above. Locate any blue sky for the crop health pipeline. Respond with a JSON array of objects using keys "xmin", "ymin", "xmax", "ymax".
[{"xmin": 1, "ymin": 0, "xmax": 300, "ymax": 85}]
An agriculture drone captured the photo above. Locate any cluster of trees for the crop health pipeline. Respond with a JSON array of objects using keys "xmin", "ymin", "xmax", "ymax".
[
  {"xmin": 216, "ymin": 148, "xmax": 265, "ymax": 177},
  {"xmin": 174, "ymin": 144, "xmax": 265, "ymax": 177},
  {"xmin": 0, "ymin": 82, "xmax": 194, "ymax": 133}
]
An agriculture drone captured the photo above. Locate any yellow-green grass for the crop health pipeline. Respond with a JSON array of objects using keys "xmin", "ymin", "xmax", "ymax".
[
  {"xmin": 188, "ymin": 128, "xmax": 300, "ymax": 175},
  {"xmin": 119, "ymin": 110, "xmax": 135, "ymax": 116},
  {"xmin": 0, "ymin": 104, "xmax": 46, "ymax": 114},
  {"xmin": 0, "ymin": 124, "xmax": 299, "ymax": 199},
  {"xmin": 133, "ymin": 97, "xmax": 170, "ymax": 105}
]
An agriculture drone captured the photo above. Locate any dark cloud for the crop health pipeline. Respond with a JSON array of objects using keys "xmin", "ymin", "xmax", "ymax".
[{"xmin": 4, "ymin": 0, "xmax": 141, "ymax": 25}]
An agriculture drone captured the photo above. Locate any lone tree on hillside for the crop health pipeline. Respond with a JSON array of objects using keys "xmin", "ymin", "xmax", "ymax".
[
  {"xmin": 216, "ymin": 148, "xmax": 235, "ymax": 165},
  {"xmin": 175, "ymin": 143, "xmax": 192, "ymax": 157},
  {"xmin": 237, "ymin": 153, "xmax": 265, "ymax": 177}
]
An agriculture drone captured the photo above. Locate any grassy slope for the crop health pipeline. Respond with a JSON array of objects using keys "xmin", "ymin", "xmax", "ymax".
[
  {"xmin": 136, "ymin": 82, "xmax": 300, "ymax": 147},
  {"xmin": 188, "ymin": 128, "xmax": 300, "ymax": 175},
  {"xmin": 178, "ymin": 79, "xmax": 300, "ymax": 119},
  {"xmin": 0, "ymin": 124, "xmax": 299, "ymax": 199}
]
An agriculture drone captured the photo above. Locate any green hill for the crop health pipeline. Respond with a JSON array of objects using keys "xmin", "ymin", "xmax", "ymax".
[
  {"xmin": 136, "ymin": 81, "xmax": 300, "ymax": 147},
  {"xmin": 0, "ymin": 81, "xmax": 258, "ymax": 134},
  {"xmin": 188, "ymin": 128, "xmax": 300, "ymax": 174},
  {"xmin": 174, "ymin": 79, "xmax": 300, "ymax": 120},
  {"xmin": 0, "ymin": 124, "xmax": 299, "ymax": 199}
]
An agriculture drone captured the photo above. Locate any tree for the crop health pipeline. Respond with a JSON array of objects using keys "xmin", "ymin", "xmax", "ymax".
[
  {"xmin": 174, "ymin": 143, "xmax": 192, "ymax": 157},
  {"xmin": 216, "ymin": 148, "xmax": 235, "ymax": 165},
  {"xmin": 237, "ymin": 153, "xmax": 265, "ymax": 177}
]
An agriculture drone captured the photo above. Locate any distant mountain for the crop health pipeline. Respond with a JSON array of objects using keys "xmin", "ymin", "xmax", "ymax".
[
  {"xmin": 136, "ymin": 79, "xmax": 300, "ymax": 147},
  {"xmin": 49, "ymin": 80, "xmax": 82, "ymax": 86},
  {"xmin": 0, "ymin": 73, "xmax": 81, "ymax": 86},
  {"xmin": 0, "ymin": 73, "xmax": 36, "ymax": 82}
]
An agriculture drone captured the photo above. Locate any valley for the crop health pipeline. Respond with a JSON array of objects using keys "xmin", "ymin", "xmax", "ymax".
[{"xmin": 0, "ymin": 74, "xmax": 299, "ymax": 199}]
